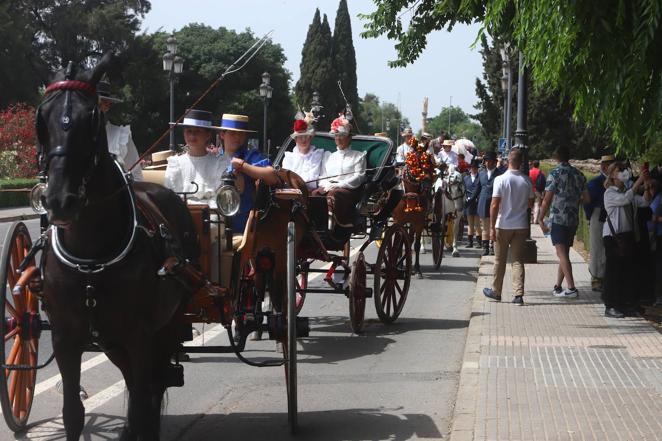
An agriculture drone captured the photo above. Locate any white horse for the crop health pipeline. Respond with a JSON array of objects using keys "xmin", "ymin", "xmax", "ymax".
[{"xmin": 434, "ymin": 164, "xmax": 465, "ymax": 258}]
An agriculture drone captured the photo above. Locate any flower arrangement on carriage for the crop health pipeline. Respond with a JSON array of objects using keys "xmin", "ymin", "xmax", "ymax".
[{"xmin": 403, "ymin": 136, "xmax": 436, "ymax": 213}]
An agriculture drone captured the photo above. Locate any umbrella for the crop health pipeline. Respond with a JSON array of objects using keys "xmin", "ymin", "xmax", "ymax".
[{"xmin": 453, "ymin": 138, "xmax": 475, "ymax": 163}]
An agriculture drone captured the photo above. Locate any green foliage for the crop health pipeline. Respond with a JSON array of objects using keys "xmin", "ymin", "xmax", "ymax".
[
  {"xmin": 360, "ymin": 0, "xmax": 662, "ymax": 157},
  {"xmin": 333, "ymin": 0, "xmax": 361, "ymax": 128},
  {"xmin": 359, "ymin": 93, "xmax": 410, "ymax": 140},
  {"xmin": 105, "ymin": 25, "xmax": 295, "ymax": 151},
  {"xmin": 0, "ymin": 178, "xmax": 38, "ymax": 208},
  {"xmin": 295, "ymin": 10, "xmax": 338, "ymax": 130},
  {"xmin": 426, "ymin": 105, "xmax": 488, "ymax": 151}
]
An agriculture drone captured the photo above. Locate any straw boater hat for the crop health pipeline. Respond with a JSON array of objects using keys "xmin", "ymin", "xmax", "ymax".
[
  {"xmin": 401, "ymin": 127, "xmax": 413, "ymax": 137},
  {"xmin": 143, "ymin": 150, "xmax": 174, "ymax": 171},
  {"xmin": 374, "ymin": 132, "xmax": 388, "ymax": 137},
  {"xmin": 217, "ymin": 114, "xmax": 257, "ymax": 132},
  {"xmin": 442, "ymin": 139, "xmax": 454, "ymax": 146},
  {"xmin": 600, "ymin": 155, "xmax": 616, "ymax": 164},
  {"xmin": 170, "ymin": 109, "xmax": 216, "ymax": 130},
  {"xmin": 97, "ymin": 81, "xmax": 122, "ymax": 103},
  {"xmin": 330, "ymin": 115, "xmax": 351, "ymax": 136}
]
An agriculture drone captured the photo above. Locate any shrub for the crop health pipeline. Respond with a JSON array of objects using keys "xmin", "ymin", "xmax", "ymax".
[
  {"xmin": 0, "ymin": 178, "xmax": 38, "ymax": 208},
  {"xmin": 0, "ymin": 103, "xmax": 38, "ymax": 179}
]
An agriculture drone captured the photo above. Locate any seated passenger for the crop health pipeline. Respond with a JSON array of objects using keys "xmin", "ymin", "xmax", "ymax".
[
  {"xmin": 218, "ymin": 113, "xmax": 278, "ymax": 235},
  {"xmin": 313, "ymin": 115, "xmax": 366, "ymax": 230},
  {"xmin": 164, "ymin": 109, "xmax": 228, "ymax": 206},
  {"xmin": 282, "ymin": 113, "xmax": 328, "ymax": 189}
]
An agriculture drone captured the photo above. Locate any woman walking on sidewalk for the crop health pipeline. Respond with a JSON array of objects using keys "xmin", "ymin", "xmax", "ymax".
[{"xmin": 602, "ymin": 162, "xmax": 651, "ymax": 318}]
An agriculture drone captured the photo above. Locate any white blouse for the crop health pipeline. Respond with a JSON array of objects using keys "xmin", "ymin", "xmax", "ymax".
[
  {"xmin": 106, "ymin": 122, "xmax": 143, "ymax": 181},
  {"xmin": 320, "ymin": 148, "xmax": 366, "ymax": 190},
  {"xmin": 164, "ymin": 152, "xmax": 230, "ymax": 208},
  {"xmin": 282, "ymin": 145, "xmax": 328, "ymax": 189}
]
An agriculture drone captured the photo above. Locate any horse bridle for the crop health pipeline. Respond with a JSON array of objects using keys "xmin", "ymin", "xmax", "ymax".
[{"xmin": 36, "ymin": 62, "xmax": 103, "ymax": 202}]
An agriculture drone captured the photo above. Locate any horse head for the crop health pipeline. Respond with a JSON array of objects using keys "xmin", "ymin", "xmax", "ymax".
[{"xmin": 38, "ymin": 53, "xmax": 113, "ymax": 226}]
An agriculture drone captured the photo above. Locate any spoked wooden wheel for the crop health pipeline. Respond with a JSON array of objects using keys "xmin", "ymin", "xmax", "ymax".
[
  {"xmin": 348, "ymin": 252, "xmax": 367, "ymax": 334},
  {"xmin": 373, "ymin": 224, "xmax": 412, "ymax": 324},
  {"xmin": 284, "ymin": 222, "xmax": 298, "ymax": 433},
  {"xmin": 0, "ymin": 222, "xmax": 40, "ymax": 432}
]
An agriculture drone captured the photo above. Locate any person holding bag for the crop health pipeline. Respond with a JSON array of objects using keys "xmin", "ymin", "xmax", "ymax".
[{"xmin": 602, "ymin": 162, "xmax": 650, "ymax": 318}]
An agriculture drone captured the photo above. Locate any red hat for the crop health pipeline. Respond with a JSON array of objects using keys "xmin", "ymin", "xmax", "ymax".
[
  {"xmin": 330, "ymin": 115, "xmax": 351, "ymax": 136},
  {"xmin": 290, "ymin": 111, "xmax": 316, "ymax": 139}
]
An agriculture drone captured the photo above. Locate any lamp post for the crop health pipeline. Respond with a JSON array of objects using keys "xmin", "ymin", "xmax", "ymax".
[
  {"xmin": 385, "ymin": 119, "xmax": 391, "ymax": 137},
  {"xmin": 367, "ymin": 111, "xmax": 374, "ymax": 133},
  {"xmin": 311, "ymin": 91, "xmax": 323, "ymax": 122},
  {"xmin": 258, "ymin": 71, "xmax": 273, "ymax": 154},
  {"xmin": 163, "ymin": 34, "xmax": 184, "ymax": 151},
  {"xmin": 500, "ymin": 44, "xmax": 513, "ymax": 151}
]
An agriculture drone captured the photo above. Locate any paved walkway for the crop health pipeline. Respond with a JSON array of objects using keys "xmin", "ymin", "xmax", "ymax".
[
  {"xmin": 451, "ymin": 226, "xmax": 662, "ymax": 441},
  {"xmin": 0, "ymin": 205, "xmax": 38, "ymax": 222}
]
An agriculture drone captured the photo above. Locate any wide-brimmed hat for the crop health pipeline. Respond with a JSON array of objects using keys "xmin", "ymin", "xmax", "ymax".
[
  {"xmin": 97, "ymin": 81, "xmax": 122, "ymax": 103},
  {"xmin": 374, "ymin": 132, "xmax": 388, "ymax": 137},
  {"xmin": 291, "ymin": 118, "xmax": 315, "ymax": 139},
  {"xmin": 330, "ymin": 115, "xmax": 351, "ymax": 136},
  {"xmin": 483, "ymin": 151, "xmax": 498, "ymax": 161},
  {"xmin": 421, "ymin": 132, "xmax": 432, "ymax": 140},
  {"xmin": 217, "ymin": 114, "xmax": 257, "ymax": 132},
  {"xmin": 401, "ymin": 127, "xmax": 413, "ymax": 136},
  {"xmin": 600, "ymin": 154, "xmax": 616, "ymax": 164},
  {"xmin": 170, "ymin": 109, "xmax": 216, "ymax": 130},
  {"xmin": 442, "ymin": 139, "xmax": 454, "ymax": 146},
  {"xmin": 143, "ymin": 150, "xmax": 174, "ymax": 170},
  {"xmin": 470, "ymin": 158, "xmax": 481, "ymax": 168}
]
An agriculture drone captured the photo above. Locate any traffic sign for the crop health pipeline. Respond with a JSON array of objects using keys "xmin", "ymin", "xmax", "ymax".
[{"xmin": 498, "ymin": 138, "xmax": 507, "ymax": 152}]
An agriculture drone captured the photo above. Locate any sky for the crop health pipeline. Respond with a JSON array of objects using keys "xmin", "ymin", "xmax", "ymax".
[{"xmin": 140, "ymin": 0, "xmax": 484, "ymax": 132}]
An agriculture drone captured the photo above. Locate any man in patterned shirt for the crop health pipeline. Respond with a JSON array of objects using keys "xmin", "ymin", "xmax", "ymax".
[{"xmin": 537, "ymin": 146, "xmax": 589, "ymax": 298}]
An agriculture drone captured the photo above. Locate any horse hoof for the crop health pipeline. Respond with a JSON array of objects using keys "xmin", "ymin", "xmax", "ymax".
[
  {"xmin": 249, "ymin": 331, "xmax": 262, "ymax": 341},
  {"xmin": 416, "ymin": 272, "xmax": 424, "ymax": 279},
  {"xmin": 452, "ymin": 250, "xmax": 460, "ymax": 257}
]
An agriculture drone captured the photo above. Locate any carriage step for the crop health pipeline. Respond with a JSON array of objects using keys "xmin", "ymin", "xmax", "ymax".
[{"xmin": 165, "ymin": 363, "xmax": 184, "ymax": 388}]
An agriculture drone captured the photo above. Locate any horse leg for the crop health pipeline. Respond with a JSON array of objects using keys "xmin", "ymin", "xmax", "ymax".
[
  {"xmin": 452, "ymin": 215, "xmax": 461, "ymax": 257},
  {"xmin": 52, "ymin": 336, "xmax": 85, "ymax": 441},
  {"xmin": 105, "ymin": 348, "xmax": 136, "ymax": 441},
  {"xmin": 414, "ymin": 230, "xmax": 423, "ymax": 278},
  {"xmin": 124, "ymin": 340, "xmax": 161, "ymax": 441}
]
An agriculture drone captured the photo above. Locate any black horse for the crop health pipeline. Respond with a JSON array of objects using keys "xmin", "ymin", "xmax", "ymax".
[{"xmin": 38, "ymin": 54, "xmax": 198, "ymax": 440}]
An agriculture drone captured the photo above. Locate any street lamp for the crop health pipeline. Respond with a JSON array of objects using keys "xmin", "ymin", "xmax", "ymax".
[
  {"xmin": 259, "ymin": 71, "xmax": 273, "ymax": 154},
  {"xmin": 500, "ymin": 44, "xmax": 513, "ymax": 151},
  {"xmin": 163, "ymin": 34, "xmax": 184, "ymax": 150},
  {"xmin": 311, "ymin": 91, "xmax": 323, "ymax": 121},
  {"xmin": 367, "ymin": 111, "xmax": 374, "ymax": 132}
]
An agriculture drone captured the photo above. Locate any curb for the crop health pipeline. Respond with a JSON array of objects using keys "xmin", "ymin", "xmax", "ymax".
[
  {"xmin": 448, "ymin": 255, "xmax": 494, "ymax": 441},
  {"xmin": 0, "ymin": 213, "xmax": 40, "ymax": 223}
]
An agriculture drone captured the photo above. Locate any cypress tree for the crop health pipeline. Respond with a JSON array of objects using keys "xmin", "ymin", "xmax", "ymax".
[
  {"xmin": 332, "ymin": 0, "xmax": 360, "ymax": 129},
  {"xmin": 295, "ymin": 9, "xmax": 337, "ymax": 129}
]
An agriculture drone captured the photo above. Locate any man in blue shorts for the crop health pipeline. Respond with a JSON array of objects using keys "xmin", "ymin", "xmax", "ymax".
[{"xmin": 537, "ymin": 146, "xmax": 589, "ymax": 298}]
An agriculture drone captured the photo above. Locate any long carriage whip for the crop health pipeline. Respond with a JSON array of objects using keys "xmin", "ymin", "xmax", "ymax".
[
  {"xmin": 303, "ymin": 165, "xmax": 396, "ymax": 185},
  {"xmin": 127, "ymin": 30, "xmax": 275, "ymax": 172}
]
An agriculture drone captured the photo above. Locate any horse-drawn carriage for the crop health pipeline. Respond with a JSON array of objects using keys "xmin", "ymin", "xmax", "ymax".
[
  {"xmin": 274, "ymin": 133, "xmax": 412, "ymax": 334},
  {"xmin": 0, "ymin": 68, "xmax": 410, "ymax": 439}
]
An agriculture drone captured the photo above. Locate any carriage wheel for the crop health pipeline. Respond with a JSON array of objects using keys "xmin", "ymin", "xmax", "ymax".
[
  {"xmin": 0, "ymin": 222, "xmax": 39, "ymax": 432},
  {"xmin": 373, "ymin": 224, "xmax": 412, "ymax": 324},
  {"xmin": 284, "ymin": 221, "xmax": 298, "ymax": 433},
  {"xmin": 348, "ymin": 252, "xmax": 366, "ymax": 334},
  {"xmin": 295, "ymin": 267, "xmax": 307, "ymax": 315}
]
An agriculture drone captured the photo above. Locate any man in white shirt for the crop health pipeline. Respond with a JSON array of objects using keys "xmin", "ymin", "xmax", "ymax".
[
  {"xmin": 395, "ymin": 127, "xmax": 414, "ymax": 163},
  {"xmin": 313, "ymin": 116, "xmax": 366, "ymax": 230},
  {"xmin": 437, "ymin": 139, "xmax": 459, "ymax": 167},
  {"xmin": 97, "ymin": 81, "xmax": 143, "ymax": 181},
  {"xmin": 282, "ymin": 115, "xmax": 328, "ymax": 189},
  {"xmin": 482, "ymin": 149, "xmax": 534, "ymax": 305}
]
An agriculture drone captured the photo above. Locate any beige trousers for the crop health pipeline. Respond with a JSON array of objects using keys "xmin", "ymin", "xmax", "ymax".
[
  {"xmin": 480, "ymin": 217, "xmax": 491, "ymax": 241},
  {"xmin": 492, "ymin": 228, "xmax": 528, "ymax": 296},
  {"xmin": 467, "ymin": 215, "xmax": 482, "ymax": 237}
]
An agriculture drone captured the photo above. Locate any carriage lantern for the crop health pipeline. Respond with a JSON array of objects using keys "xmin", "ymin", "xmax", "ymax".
[
  {"xmin": 29, "ymin": 183, "xmax": 48, "ymax": 214},
  {"xmin": 215, "ymin": 171, "xmax": 241, "ymax": 217}
]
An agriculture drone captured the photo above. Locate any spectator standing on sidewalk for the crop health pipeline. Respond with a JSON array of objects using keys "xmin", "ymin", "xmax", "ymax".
[
  {"xmin": 464, "ymin": 159, "xmax": 482, "ymax": 248},
  {"xmin": 529, "ymin": 160, "xmax": 546, "ymax": 223},
  {"xmin": 482, "ymin": 149, "xmax": 534, "ymax": 305},
  {"xmin": 537, "ymin": 146, "xmax": 589, "ymax": 298},
  {"xmin": 602, "ymin": 162, "xmax": 650, "ymax": 317},
  {"xmin": 475, "ymin": 150, "xmax": 502, "ymax": 256},
  {"xmin": 583, "ymin": 155, "xmax": 615, "ymax": 291},
  {"xmin": 648, "ymin": 179, "xmax": 662, "ymax": 306}
]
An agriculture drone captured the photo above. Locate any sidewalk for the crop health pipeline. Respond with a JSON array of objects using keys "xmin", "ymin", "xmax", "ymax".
[
  {"xmin": 450, "ymin": 226, "xmax": 662, "ymax": 441},
  {"xmin": 0, "ymin": 206, "xmax": 38, "ymax": 222}
]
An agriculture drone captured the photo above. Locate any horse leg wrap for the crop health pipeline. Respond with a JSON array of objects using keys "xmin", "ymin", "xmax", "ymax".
[{"xmin": 165, "ymin": 363, "xmax": 184, "ymax": 388}]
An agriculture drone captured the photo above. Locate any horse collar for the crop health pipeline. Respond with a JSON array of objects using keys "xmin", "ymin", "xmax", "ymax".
[{"xmin": 44, "ymin": 80, "xmax": 97, "ymax": 97}]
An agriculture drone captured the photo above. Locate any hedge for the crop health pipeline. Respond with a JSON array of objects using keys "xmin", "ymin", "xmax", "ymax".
[{"xmin": 0, "ymin": 178, "xmax": 38, "ymax": 208}]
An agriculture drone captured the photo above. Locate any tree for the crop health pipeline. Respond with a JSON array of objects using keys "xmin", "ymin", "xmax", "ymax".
[
  {"xmin": 333, "ymin": 0, "xmax": 361, "ymax": 128},
  {"xmin": 472, "ymin": 35, "xmax": 507, "ymax": 149},
  {"xmin": 426, "ymin": 106, "xmax": 489, "ymax": 150},
  {"xmin": 360, "ymin": 0, "xmax": 662, "ymax": 157},
  {"xmin": 115, "ymin": 25, "xmax": 295, "ymax": 151},
  {"xmin": 359, "ymin": 93, "xmax": 410, "ymax": 140},
  {"xmin": 295, "ymin": 10, "xmax": 338, "ymax": 130}
]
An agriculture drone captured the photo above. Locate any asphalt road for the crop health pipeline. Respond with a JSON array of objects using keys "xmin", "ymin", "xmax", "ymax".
[{"xmin": 0, "ymin": 218, "xmax": 479, "ymax": 441}]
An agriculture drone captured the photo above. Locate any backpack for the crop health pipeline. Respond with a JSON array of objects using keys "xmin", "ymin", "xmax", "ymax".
[{"xmin": 535, "ymin": 171, "xmax": 546, "ymax": 193}]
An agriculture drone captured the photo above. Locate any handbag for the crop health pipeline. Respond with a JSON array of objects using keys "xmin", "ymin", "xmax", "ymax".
[{"xmin": 605, "ymin": 207, "xmax": 636, "ymax": 257}]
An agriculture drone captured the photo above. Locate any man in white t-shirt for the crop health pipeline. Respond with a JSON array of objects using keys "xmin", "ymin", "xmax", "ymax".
[{"xmin": 482, "ymin": 148, "xmax": 534, "ymax": 305}]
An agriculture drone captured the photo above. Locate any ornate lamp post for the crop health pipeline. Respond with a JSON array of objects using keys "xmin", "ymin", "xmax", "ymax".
[
  {"xmin": 163, "ymin": 34, "xmax": 184, "ymax": 150},
  {"xmin": 311, "ymin": 91, "xmax": 323, "ymax": 121},
  {"xmin": 367, "ymin": 111, "xmax": 374, "ymax": 133},
  {"xmin": 258, "ymin": 72, "xmax": 273, "ymax": 154},
  {"xmin": 500, "ymin": 44, "xmax": 513, "ymax": 151}
]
